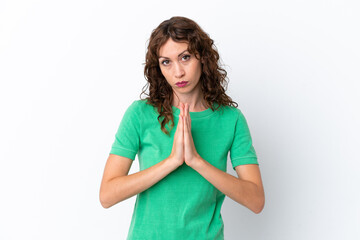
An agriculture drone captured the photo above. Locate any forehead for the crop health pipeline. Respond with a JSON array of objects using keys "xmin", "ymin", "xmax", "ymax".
[{"xmin": 158, "ymin": 38, "xmax": 189, "ymax": 58}]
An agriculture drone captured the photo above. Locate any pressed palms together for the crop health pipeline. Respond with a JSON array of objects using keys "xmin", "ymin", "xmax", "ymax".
[{"xmin": 169, "ymin": 102, "xmax": 201, "ymax": 168}]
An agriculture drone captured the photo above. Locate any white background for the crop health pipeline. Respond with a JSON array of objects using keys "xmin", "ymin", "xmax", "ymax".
[{"xmin": 1, "ymin": 0, "xmax": 359, "ymax": 239}]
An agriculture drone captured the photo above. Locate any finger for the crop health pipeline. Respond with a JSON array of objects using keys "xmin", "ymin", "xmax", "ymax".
[
  {"xmin": 186, "ymin": 104, "xmax": 191, "ymax": 133},
  {"xmin": 180, "ymin": 115, "xmax": 184, "ymax": 141},
  {"xmin": 182, "ymin": 114, "xmax": 185, "ymax": 131},
  {"xmin": 184, "ymin": 103, "xmax": 187, "ymax": 119},
  {"xmin": 183, "ymin": 103, "xmax": 186, "ymax": 119},
  {"xmin": 176, "ymin": 105, "xmax": 183, "ymax": 133},
  {"xmin": 187, "ymin": 104, "xmax": 191, "ymax": 129},
  {"xmin": 186, "ymin": 114, "xmax": 191, "ymax": 136},
  {"xmin": 184, "ymin": 103, "xmax": 186, "ymax": 118},
  {"xmin": 182, "ymin": 116, "xmax": 186, "ymax": 143},
  {"xmin": 183, "ymin": 115, "xmax": 188, "ymax": 144},
  {"xmin": 179, "ymin": 102, "xmax": 183, "ymax": 117},
  {"xmin": 189, "ymin": 113, "xmax": 191, "ymax": 129}
]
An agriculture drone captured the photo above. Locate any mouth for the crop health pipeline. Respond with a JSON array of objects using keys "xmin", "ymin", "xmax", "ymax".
[{"xmin": 175, "ymin": 81, "xmax": 188, "ymax": 87}]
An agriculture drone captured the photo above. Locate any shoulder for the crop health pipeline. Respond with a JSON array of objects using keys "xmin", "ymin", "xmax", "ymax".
[
  {"xmin": 123, "ymin": 100, "xmax": 140, "ymax": 114},
  {"xmin": 128, "ymin": 99, "xmax": 158, "ymax": 117},
  {"xmin": 217, "ymin": 104, "xmax": 252, "ymax": 129},
  {"xmin": 217, "ymin": 103, "xmax": 243, "ymax": 120},
  {"xmin": 132, "ymin": 99, "xmax": 154, "ymax": 111},
  {"xmin": 127, "ymin": 99, "xmax": 148, "ymax": 111}
]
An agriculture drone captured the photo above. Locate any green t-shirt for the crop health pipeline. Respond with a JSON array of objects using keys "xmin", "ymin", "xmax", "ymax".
[{"xmin": 110, "ymin": 99, "xmax": 258, "ymax": 240}]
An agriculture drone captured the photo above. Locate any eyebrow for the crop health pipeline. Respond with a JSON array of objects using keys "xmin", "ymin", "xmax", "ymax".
[{"xmin": 158, "ymin": 50, "xmax": 189, "ymax": 59}]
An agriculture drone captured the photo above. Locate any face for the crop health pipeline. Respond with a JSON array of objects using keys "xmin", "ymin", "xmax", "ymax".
[{"xmin": 158, "ymin": 38, "xmax": 203, "ymax": 95}]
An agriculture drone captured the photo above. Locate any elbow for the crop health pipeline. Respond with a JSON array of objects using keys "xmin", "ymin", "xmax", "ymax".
[
  {"xmin": 100, "ymin": 188, "xmax": 125, "ymax": 209},
  {"xmin": 253, "ymin": 194, "xmax": 265, "ymax": 214},
  {"xmin": 100, "ymin": 200, "xmax": 111, "ymax": 209},
  {"xmin": 99, "ymin": 190, "xmax": 113, "ymax": 209},
  {"xmin": 99, "ymin": 193, "xmax": 109, "ymax": 209},
  {"xmin": 253, "ymin": 200, "xmax": 265, "ymax": 214}
]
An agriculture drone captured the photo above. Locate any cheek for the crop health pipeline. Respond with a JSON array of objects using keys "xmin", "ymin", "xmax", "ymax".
[
  {"xmin": 159, "ymin": 66, "xmax": 166, "ymax": 75},
  {"xmin": 161, "ymin": 69, "xmax": 170, "ymax": 78},
  {"xmin": 160, "ymin": 68, "xmax": 171, "ymax": 81},
  {"xmin": 192, "ymin": 63, "xmax": 202, "ymax": 76}
]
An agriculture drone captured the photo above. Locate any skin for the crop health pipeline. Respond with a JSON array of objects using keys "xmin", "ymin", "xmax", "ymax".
[
  {"xmin": 158, "ymin": 38, "xmax": 209, "ymax": 111},
  {"xmin": 99, "ymin": 38, "xmax": 265, "ymax": 214}
]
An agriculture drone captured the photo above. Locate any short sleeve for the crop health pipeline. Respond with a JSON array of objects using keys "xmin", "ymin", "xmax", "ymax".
[
  {"xmin": 109, "ymin": 100, "xmax": 141, "ymax": 160},
  {"xmin": 230, "ymin": 109, "xmax": 259, "ymax": 170}
]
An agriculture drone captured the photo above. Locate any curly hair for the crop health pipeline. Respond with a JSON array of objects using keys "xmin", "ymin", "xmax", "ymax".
[{"xmin": 139, "ymin": 16, "xmax": 238, "ymax": 136}]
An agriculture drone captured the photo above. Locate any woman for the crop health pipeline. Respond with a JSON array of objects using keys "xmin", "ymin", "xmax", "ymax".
[{"xmin": 99, "ymin": 16, "xmax": 265, "ymax": 240}]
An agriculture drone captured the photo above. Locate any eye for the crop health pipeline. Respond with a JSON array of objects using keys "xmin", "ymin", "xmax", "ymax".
[
  {"xmin": 161, "ymin": 60, "xmax": 170, "ymax": 66},
  {"xmin": 182, "ymin": 54, "xmax": 191, "ymax": 61}
]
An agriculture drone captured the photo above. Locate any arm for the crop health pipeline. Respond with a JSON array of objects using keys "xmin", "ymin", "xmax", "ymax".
[
  {"xmin": 190, "ymin": 157, "xmax": 265, "ymax": 214},
  {"xmin": 99, "ymin": 154, "xmax": 179, "ymax": 209}
]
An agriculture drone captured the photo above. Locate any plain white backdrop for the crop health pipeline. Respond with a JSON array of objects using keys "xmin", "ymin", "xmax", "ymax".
[{"xmin": 1, "ymin": 0, "xmax": 359, "ymax": 239}]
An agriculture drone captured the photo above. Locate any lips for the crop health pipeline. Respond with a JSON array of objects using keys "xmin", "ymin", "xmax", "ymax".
[{"xmin": 176, "ymin": 81, "xmax": 188, "ymax": 85}]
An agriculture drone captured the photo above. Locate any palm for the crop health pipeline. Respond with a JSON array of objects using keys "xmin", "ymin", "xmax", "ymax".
[{"xmin": 180, "ymin": 103, "xmax": 200, "ymax": 167}]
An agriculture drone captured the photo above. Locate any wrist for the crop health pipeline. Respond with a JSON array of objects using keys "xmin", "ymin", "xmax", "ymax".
[
  {"xmin": 189, "ymin": 155, "xmax": 204, "ymax": 169},
  {"xmin": 165, "ymin": 156, "xmax": 182, "ymax": 169}
]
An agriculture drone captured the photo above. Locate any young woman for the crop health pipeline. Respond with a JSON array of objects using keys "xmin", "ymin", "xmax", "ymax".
[{"xmin": 99, "ymin": 16, "xmax": 265, "ymax": 240}]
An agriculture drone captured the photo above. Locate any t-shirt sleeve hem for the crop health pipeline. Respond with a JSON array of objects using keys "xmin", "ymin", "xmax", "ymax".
[
  {"xmin": 231, "ymin": 156, "xmax": 259, "ymax": 170},
  {"xmin": 109, "ymin": 146, "xmax": 137, "ymax": 160}
]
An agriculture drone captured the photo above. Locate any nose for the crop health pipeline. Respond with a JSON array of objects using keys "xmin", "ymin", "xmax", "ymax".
[{"xmin": 174, "ymin": 62, "xmax": 185, "ymax": 79}]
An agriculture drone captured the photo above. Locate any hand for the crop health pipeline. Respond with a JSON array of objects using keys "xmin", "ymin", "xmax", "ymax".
[
  {"xmin": 181, "ymin": 102, "xmax": 201, "ymax": 167},
  {"xmin": 168, "ymin": 103, "xmax": 185, "ymax": 167}
]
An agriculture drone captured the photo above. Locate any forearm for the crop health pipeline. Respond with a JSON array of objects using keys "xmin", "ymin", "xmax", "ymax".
[
  {"xmin": 191, "ymin": 157, "xmax": 264, "ymax": 213},
  {"xmin": 101, "ymin": 157, "xmax": 179, "ymax": 208}
]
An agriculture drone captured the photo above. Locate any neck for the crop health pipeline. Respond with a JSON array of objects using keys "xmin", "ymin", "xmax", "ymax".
[{"xmin": 172, "ymin": 93, "xmax": 209, "ymax": 112}]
